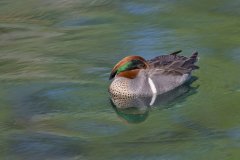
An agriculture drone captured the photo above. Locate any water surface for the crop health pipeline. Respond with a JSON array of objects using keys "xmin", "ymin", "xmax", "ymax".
[{"xmin": 0, "ymin": 0, "xmax": 240, "ymax": 159}]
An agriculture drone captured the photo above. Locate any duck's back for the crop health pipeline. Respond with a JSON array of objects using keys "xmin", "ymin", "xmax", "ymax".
[
  {"xmin": 145, "ymin": 51, "xmax": 199, "ymax": 94},
  {"xmin": 147, "ymin": 51, "xmax": 199, "ymax": 75}
]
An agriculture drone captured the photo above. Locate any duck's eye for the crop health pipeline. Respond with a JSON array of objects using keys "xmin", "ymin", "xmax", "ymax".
[{"xmin": 137, "ymin": 63, "xmax": 145, "ymax": 68}]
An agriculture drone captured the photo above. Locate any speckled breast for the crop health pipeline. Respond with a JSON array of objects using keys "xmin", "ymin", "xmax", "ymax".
[{"xmin": 109, "ymin": 77, "xmax": 137, "ymax": 98}]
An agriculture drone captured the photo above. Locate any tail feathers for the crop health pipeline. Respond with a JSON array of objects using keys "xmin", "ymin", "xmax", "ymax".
[
  {"xmin": 182, "ymin": 51, "xmax": 199, "ymax": 70},
  {"xmin": 190, "ymin": 51, "xmax": 198, "ymax": 59},
  {"xmin": 170, "ymin": 50, "xmax": 182, "ymax": 56},
  {"xmin": 191, "ymin": 65, "xmax": 200, "ymax": 70}
]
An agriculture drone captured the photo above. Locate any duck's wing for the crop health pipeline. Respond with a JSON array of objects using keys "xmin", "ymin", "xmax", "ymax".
[{"xmin": 147, "ymin": 51, "xmax": 199, "ymax": 75}]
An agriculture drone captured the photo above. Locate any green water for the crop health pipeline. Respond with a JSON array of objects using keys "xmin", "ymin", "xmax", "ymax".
[{"xmin": 0, "ymin": 0, "xmax": 240, "ymax": 159}]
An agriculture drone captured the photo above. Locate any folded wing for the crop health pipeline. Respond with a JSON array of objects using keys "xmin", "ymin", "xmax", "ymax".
[{"xmin": 147, "ymin": 50, "xmax": 199, "ymax": 75}]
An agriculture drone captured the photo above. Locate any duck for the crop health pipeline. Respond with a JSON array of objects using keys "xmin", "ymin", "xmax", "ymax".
[{"xmin": 109, "ymin": 50, "xmax": 199, "ymax": 106}]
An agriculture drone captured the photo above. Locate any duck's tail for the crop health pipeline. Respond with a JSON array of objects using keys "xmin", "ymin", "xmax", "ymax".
[
  {"xmin": 170, "ymin": 50, "xmax": 182, "ymax": 56},
  {"xmin": 182, "ymin": 51, "xmax": 199, "ymax": 70}
]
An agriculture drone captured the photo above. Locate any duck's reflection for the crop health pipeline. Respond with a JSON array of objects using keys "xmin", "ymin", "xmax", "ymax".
[
  {"xmin": 110, "ymin": 78, "xmax": 198, "ymax": 123},
  {"xmin": 111, "ymin": 104, "xmax": 149, "ymax": 124}
]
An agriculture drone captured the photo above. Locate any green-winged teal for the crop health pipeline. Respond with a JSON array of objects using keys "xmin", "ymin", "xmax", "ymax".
[{"xmin": 109, "ymin": 50, "xmax": 199, "ymax": 106}]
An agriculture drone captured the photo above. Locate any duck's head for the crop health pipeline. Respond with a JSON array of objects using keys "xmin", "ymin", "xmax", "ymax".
[{"xmin": 109, "ymin": 55, "xmax": 149, "ymax": 80}]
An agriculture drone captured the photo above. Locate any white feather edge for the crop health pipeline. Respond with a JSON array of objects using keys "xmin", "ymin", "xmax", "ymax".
[{"xmin": 148, "ymin": 77, "xmax": 157, "ymax": 106}]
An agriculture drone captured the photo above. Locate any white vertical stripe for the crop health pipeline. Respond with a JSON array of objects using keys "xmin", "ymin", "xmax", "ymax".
[{"xmin": 148, "ymin": 77, "xmax": 157, "ymax": 106}]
